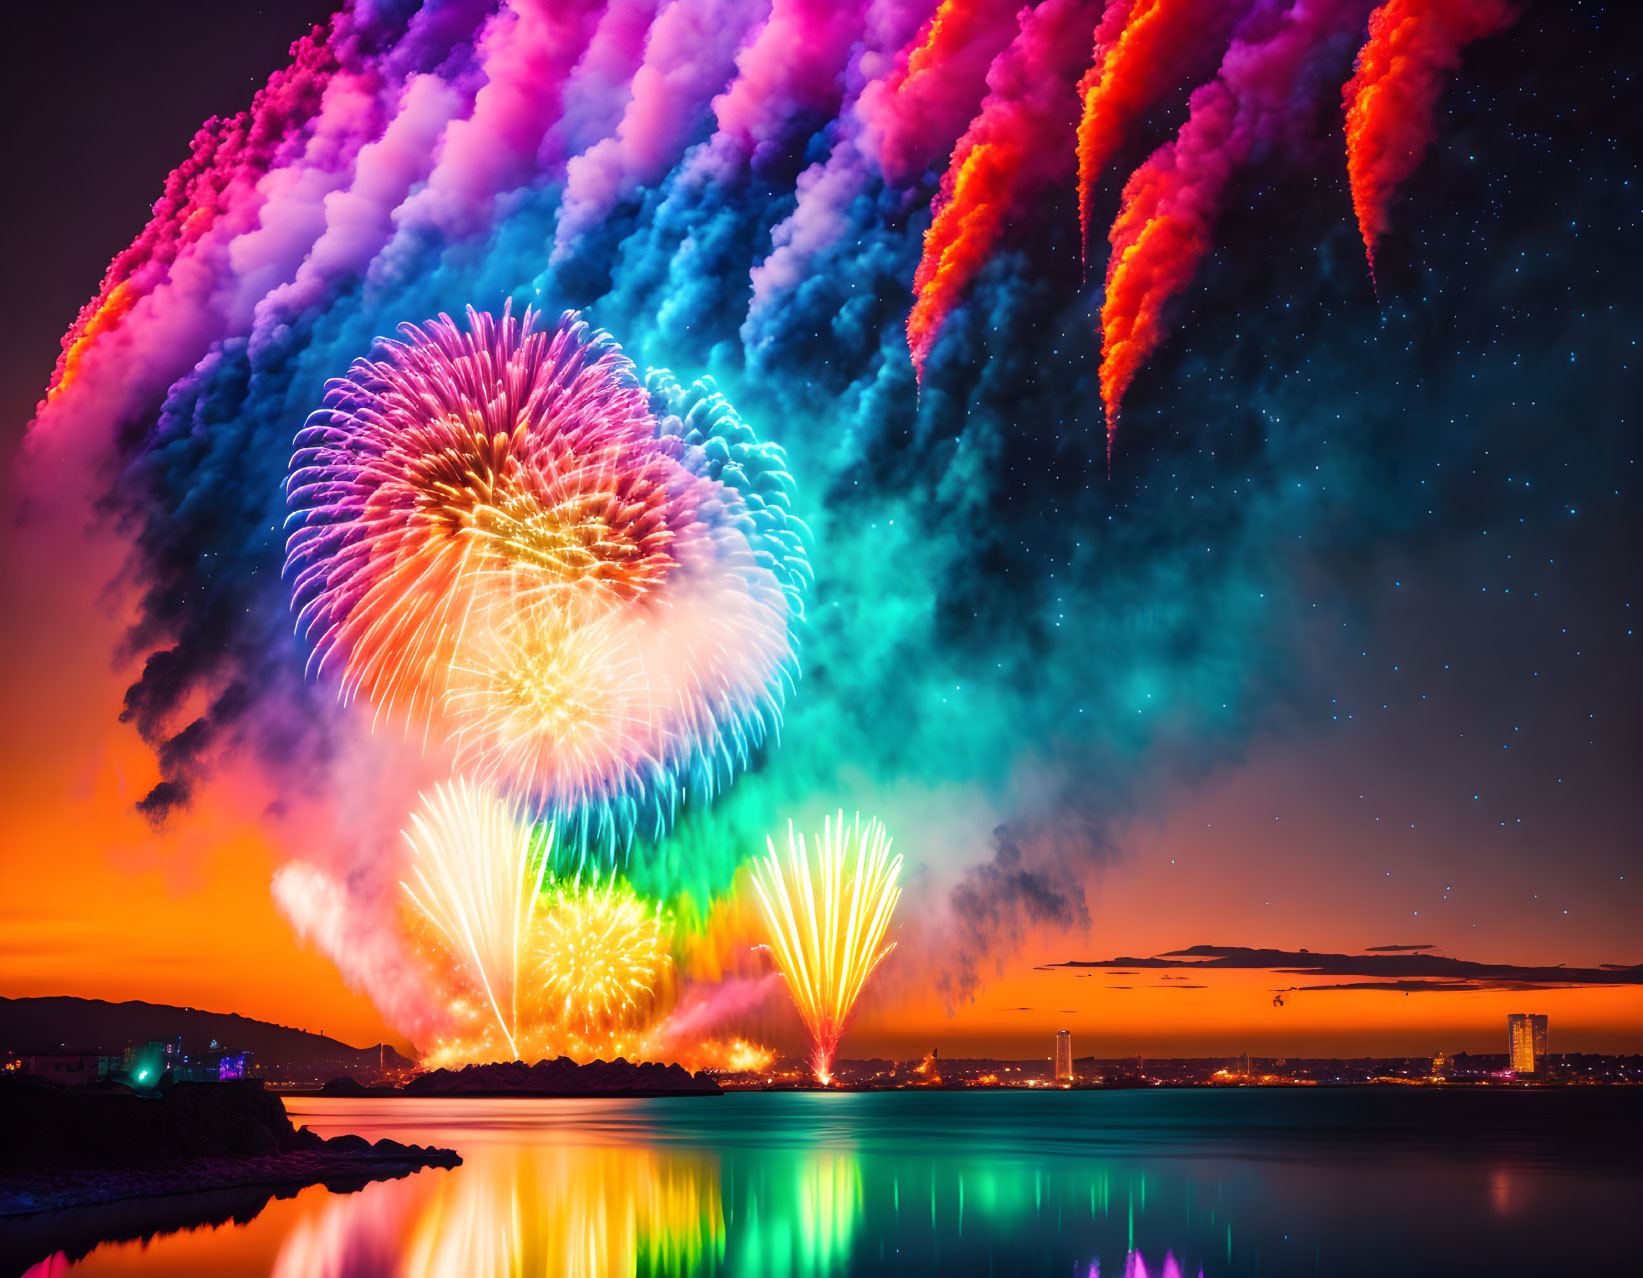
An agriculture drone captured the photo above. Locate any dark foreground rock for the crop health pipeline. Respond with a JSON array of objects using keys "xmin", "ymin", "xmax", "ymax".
[
  {"xmin": 0, "ymin": 1076, "xmax": 458, "ymax": 1219},
  {"xmin": 398, "ymin": 1056, "xmax": 722, "ymax": 1097}
]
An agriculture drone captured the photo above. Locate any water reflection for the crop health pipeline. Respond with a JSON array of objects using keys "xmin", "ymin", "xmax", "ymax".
[
  {"xmin": 268, "ymin": 1104, "xmax": 862, "ymax": 1278},
  {"xmin": 20, "ymin": 1090, "xmax": 1640, "ymax": 1277},
  {"xmin": 271, "ymin": 1144, "xmax": 725, "ymax": 1278}
]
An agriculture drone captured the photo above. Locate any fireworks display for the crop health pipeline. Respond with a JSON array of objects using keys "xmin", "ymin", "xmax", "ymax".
[
  {"xmin": 533, "ymin": 872, "xmax": 673, "ymax": 1055},
  {"xmin": 400, "ymin": 779, "xmax": 551, "ymax": 1061},
  {"xmin": 394, "ymin": 774, "xmax": 782, "ymax": 1069},
  {"xmin": 286, "ymin": 305, "xmax": 807, "ymax": 863},
  {"xmin": 751, "ymin": 813, "xmax": 904, "ymax": 1083},
  {"xmin": 25, "ymin": 0, "xmax": 1542, "ymax": 1069}
]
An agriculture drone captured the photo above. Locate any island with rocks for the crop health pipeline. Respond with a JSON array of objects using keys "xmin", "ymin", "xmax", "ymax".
[
  {"xmin": 318, "ymin": 1056, "xmax": 723, "ymax": 1097},
  {"xmin": 0, "ymin": 1075, "xmax": 459, "ymax": 1219}
]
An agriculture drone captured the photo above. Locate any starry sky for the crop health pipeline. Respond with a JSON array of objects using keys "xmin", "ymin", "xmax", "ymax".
[{"xmin": 0, "ymin": 1, "xmax": 1637, "ymax": 1061}]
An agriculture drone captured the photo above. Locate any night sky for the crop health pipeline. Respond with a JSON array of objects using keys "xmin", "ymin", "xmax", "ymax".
[{"xmin": 0, "ymin": 0, "xmax": 1636, "ymax": 1060}]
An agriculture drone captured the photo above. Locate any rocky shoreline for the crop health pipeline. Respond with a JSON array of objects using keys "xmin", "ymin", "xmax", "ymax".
[
  {"xmin": 0, "ymin": 1077, "xmax": 458, "ymax": 1219},
  {"xmin": 316, "ymin": 1056, "xmax": 723, "ymax": 1098}
]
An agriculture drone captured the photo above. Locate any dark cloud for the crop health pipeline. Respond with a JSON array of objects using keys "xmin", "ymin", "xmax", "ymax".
[
  {"xmin": 1364, "ymin": 943, "xmax": 1437, "ymax": 952},
  {"xmin": 1047, "ymin": 945, "xmax": 1642, "ymax": 991},
  {"xmin": 942, "ymin": 800, "xmax": 1120, "ymax": 1004}
]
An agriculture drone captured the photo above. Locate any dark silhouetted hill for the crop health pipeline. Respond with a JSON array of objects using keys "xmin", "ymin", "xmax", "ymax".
[{"xmin": 0, "ymin": 996, "xmax": 410, "ymax": 1076}]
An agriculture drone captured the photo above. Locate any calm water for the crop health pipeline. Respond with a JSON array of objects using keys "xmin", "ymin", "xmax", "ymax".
[{"xmin": 15, "ymin": 1088, "xmax": 1641, "ymax": 1277}]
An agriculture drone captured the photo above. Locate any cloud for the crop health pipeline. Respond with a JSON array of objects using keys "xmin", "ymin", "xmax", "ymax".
[{"xmin": 1046, "ymin": 944, "xmax": 1643, "ymax": 992}]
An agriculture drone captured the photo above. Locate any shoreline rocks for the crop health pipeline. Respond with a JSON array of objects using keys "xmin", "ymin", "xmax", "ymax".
[
  {"xmin": 0, "ymin": 1077, "xmax": 458, "ymax": 1219},
  {"xmin": 310, "ymin": 1056, "xmax": 724, "ymax": 1098}
]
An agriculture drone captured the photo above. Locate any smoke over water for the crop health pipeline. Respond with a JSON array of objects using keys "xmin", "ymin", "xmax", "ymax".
[{"xmin": 20, "ymin": 0, "xmax": 1529, "ymax": 1051}]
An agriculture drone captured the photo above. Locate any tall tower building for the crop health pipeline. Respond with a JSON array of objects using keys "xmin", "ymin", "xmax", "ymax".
[
  {"xmin": 1507, "ymin": 1013, "xmax": 1548, "ymax": 1074},
  {"xmin": 1054, "ymin": 1030, "xmax": 1073, "ymax": 1083}
]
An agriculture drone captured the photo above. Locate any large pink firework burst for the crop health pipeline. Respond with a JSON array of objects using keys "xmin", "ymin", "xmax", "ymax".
[{"xmin": 285, "ymin": 305, "xmax": 804, "ymax": 859}]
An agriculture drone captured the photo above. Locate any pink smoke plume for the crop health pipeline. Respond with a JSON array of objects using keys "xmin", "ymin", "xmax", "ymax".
[
  {"xmin": 865, "ymin": 0, "xmax": 1024, "ymax": 184},
  {"xmin": 906, "ymin": 0, "xmax": 1103, "ymax": 381},
  {"xmin": 382, "ymin": 0, "xmax": 605, "ymax": 244},
  {"xmin": 1343, "ymin": 0, "xmax": 1521, "ymax": 277},
  {"xmin": 550, "ymin": 0, "xmax": 660, "ymax": 161},
  {"xmin": 554, "ymin": 0, "xmax": 766, "ymax": 260},
  {"xmin": 744, "ymin": 0, "xmax": 945, "ymax": 320},
  {"xmin": 709, "ymin": 0, "xmax": 872, "ymax": 168},
  {"xmin": 44, "ymin": 17, "xmax": 347, "ymax": 409},
  {"xmin": 655, "ymin": 973, "xmax": 782, "ymax": 1049},
  {"xmin": 273, "ymin": 861, "xmax": 451, "ymax": 1045},
  {"xmin": 1099, "ymin": 0, "xmax": 1375, "ymax": 453}
]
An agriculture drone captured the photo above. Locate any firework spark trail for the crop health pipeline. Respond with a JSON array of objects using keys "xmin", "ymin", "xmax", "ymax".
[
  {"xmin": 1343, "ymin": 0, "xmax": 1521, "ymax": 279},
  {"xmin": 1076, "ymin": 0, "xmax": 1251, "ymax": 269},
  {"xmin": 750, "ymin": 811, "xmax": 903, "ymax": 1082},
  {"xmin": 906, "ymin": 0, "xmax": 1103, "ymax": 382},
  {"xmin": 1099, "ymin": 0, "xmax": 1375, "ymax": 454},
  {"xmin": 284, "ymin": 304, "xmax": 676, "ymax": 725},
  {"xmin": 400, "ymin": 779, "xmax": 552, "ymax": 1061}
]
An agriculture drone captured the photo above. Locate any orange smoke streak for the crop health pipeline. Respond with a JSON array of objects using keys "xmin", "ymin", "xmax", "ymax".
[
  {"xmin": 43, "ymin": 24, "xmax": 340, "ymax": 406},
  {"xmin": 1099, "ymin": 123, "xmax": 1230, "ymax": 456},
  {"xmin": 1099, "ymin": 0, "xmax": 1372, "ymax": 456},
  {"xmin": 1077, "ymin": 0, "xmax": 1227, "ymax": 268},
  {"xmin": 901, "ymin": 0, "xmax": 989, "ymax": 86},
  {"xmin": 1343, "ymin": 0, "xmax": 1520, "ymax": 277},
  {"xmin": 867, "ymin": 0, "xmax": 1024, "ymax": 187},
  {"xmin": 49, "ymin": 281, "xmax": 139, "ymax": 401},
  {"xmin": 906, "ymin": 0, "xmax": 1101, "ymax": 381}
]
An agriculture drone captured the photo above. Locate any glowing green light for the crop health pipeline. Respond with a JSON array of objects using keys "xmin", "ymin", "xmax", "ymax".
[{"xmin": 137, "ymin": 1069, "xmax": 149, "ymax": 1080}]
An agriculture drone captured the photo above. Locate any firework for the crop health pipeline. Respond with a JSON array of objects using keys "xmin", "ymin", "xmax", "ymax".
[
  {"xmin": 400, "ymin": 780, "xmax": 690, "ymax": 1065},
  {"xmin": 286, "ymin": 306, "xmax": 808, "ymax": 862},
  {"xmin": 697, "ymin": 1038, "xmax": 776, "ymax": 1074},
  {"xmin": 533, "ymin": 872, "xmax": 673, "ymax": 1054},
  {"xmin": 400, "ymin": 779, "xmax": 551, "ymax": 1061},
  {"xmin": 750, "ymin": 811, "xmax": 903, "ymax": 1083}
]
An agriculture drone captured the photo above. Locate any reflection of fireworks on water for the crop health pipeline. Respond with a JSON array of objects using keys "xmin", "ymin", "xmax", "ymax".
[
  {"xmin": 750, "ymin": 811, "xmax": 903, "ymax": 1084},
  {"xmin": 394, "ymin": 1145, "xmax": 724, "ymax": 1278},
  {"xmin": 286, "ymin": 305, "xmax": 808, "ymax": 863},
  {"xmin": 534, "ymin": 872, "xmax": 672, "ymax": 1054},
  {"xmin": 400, "ymin": 780, "xmax": 550, "ymax": 1062}
]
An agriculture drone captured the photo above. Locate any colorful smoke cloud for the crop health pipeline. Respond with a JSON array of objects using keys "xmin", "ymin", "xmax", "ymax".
[{"xmin": 18, "ymin": 0, "xmax": 1531, "ymax": 1055}]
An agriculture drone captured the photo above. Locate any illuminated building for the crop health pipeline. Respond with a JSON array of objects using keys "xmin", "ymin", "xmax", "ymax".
[
  {"xmin": 1507, "ymin": 1013, "xmax": 1548, "ymax": 1074},
  {"xmin": 1054, "ymin": 1031, "xmax": 1073, "ymax": 1083},
  {"xmin": 21, "ymin": 1053, "xmax": 123, "ymax": 1085},
  {"xmin": 122, "ymin": 1038, "xmax": 180, "ymax": 1086}
]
